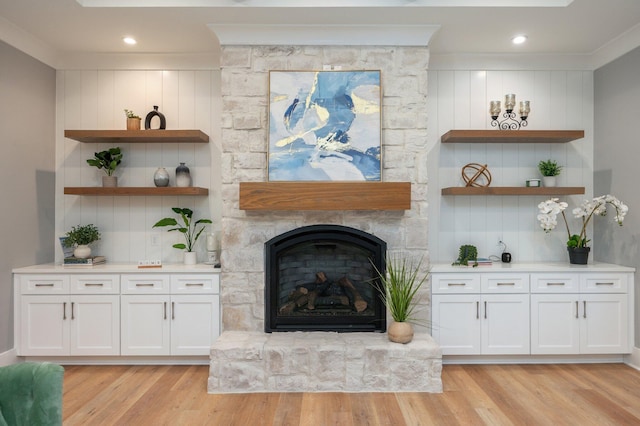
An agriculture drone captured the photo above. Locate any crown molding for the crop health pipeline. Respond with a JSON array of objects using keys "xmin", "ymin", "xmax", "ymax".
[
  {"xmin": 56, "ymin": 52, "xmax": 219, "ymax": 70},
  {"xmin": 0, "ymin": 16, "xmax": 58, "ymax": 68},
  {"xmin": 209, "ymin": 24, "xmax": 440, "ymax": 47}
]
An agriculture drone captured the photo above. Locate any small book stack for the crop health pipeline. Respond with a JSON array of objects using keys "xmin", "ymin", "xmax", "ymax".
[
  {"xmin": 63, "ymin": 256, "xmax": 106, "ymax": 266},
  {"xmin": 469, "ymin": 257, "xmax": 493, "ymax": 266}
]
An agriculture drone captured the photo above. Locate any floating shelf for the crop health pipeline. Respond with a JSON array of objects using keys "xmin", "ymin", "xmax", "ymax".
[
  {"xmin": 441, "ymin": 130, "xmax": 584, "ymax": 144},
  {"xmin": 64, "ymin": 187, "xmax": 208, "ymax": 196},
  {"xmin": 64, "ymin": 129, "xmax": 209, "ymax": 144},
  {"xmin": 441, "ymin": 186, "xmax": 585, "ymax": 196},
  {"xmin": 239, "ymin": 182, "xmax": 411, "ymax": 211}
]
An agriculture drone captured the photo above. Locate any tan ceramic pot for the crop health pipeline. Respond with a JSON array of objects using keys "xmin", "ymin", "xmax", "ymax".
[
  {"xmin": 388, "ymin": 321, "xmax": 414, "ymax": 344},
  {"xmin": 127, "ymin": 117, "xmax": 141, "ymax": 131}
]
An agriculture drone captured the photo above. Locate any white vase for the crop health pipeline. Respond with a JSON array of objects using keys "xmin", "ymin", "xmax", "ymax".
[
  {"xmin": 153, "ymin": 167, "xmax": 170, "ymax": 187},
  {"xmin": 183, "ymin": 251, "xmax": 197, "ymax": 265},
  {"xmin": 542, "ymin": 176, "xmax": 557, "ymax": 187},
  {"xmin": 73, "ymin": 245, "xmax": 92, "ymax": 259},
  {"xmin": 102, "ymin": 176, "xmax": 118, "ymax": 187}
]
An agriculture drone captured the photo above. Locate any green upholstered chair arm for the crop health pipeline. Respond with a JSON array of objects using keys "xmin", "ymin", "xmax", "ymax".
[{"xmin": 0, "ymin": 362, "xmax": 64, "ymax": 426}]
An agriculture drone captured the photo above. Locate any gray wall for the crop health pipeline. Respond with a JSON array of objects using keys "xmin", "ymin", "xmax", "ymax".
[
  {"xmin": 594, "ymin": 46, "xmax": 640, "ymax": 346},
  {"xmin": 0, "ymin": 41, "xmax": 56, "ymax": 353}
]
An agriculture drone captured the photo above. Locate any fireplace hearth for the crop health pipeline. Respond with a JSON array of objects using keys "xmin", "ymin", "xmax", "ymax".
[{"xmin": 265, "ymin": 225, "xmax": 387, "ymax": 332}]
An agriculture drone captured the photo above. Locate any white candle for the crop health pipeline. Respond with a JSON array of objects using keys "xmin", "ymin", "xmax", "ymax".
[
  {"xmin": 505, "ymin": 94, "xmax": 516, "ymax": 111},
  {"xmin": 206, "ymin": 233, "xmax": 217, "ymax": 251}
]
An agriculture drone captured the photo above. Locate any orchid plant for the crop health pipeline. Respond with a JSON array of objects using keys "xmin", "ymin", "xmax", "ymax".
[{"xmin": 537, "ymin": 195, "xmax": 629, "ymax": 248}]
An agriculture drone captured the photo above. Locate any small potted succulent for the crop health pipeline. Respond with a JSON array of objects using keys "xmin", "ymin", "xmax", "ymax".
[
  {"xmin": 87, "ymin": 147, "xmax": 123, "ymax": 187},
  {"xmin": 63, "ymin": 224, "xmax": 101, "ymax": 259},
  {"xmin": 124, "ymin": 109, "xmax": 141, "ymax": 131},
  {"xmin": 153, "ymin": 207, "xmax": 212, "ymax": 265},
  {"xmin": 538, "ymin": 159, "xmax": 562, "ymax": 187}
]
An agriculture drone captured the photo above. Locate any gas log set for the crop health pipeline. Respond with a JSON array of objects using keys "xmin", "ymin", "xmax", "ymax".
[{"xmin": 278, "ymin": 272, "xmax": 368, "ymax": 315}]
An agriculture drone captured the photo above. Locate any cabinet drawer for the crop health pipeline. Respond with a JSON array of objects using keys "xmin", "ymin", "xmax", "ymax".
[
  {"xmin": 481, "ymin": 273, "xmax": 529, "ymax": 293},
  {"xmin": 19, "ymin": 275, "xmax": 69, "ymax": 294},
  {"xmin": 431, "ymin": 274, "xmax": 480, "ymax": 293},
  {"xmin": 530, "ymin": 273, "xmax": 579, "ymax": 293},
  {"xmin": 121, "ymin": 275, "xmax": 170, "ymax": 294},
  {"xmin": 70, "ymin": 274, "xmax": 120, "ymax": 294},
  {"xmin": 171, "ymin": 274, "xmax": 220, "ymax": 294},
  {"xmin": 580, "ymin": 273, "xmax": 628, "ymax": 293}
]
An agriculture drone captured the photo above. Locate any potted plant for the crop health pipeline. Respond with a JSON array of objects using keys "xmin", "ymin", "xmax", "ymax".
[
  {"xmin": 87, "ymin": 147, "xmax": 123, "ymax": 187},
  {"xmin": 538, "ymin": 159, "xmax": 562, "ymax": 187},
  {"xmin": 537, "ymin": 195, "xmax": 628, "ymax": 264},
  {"xmin": 153, "ymin": 207, "xmax": 212, "ymax": 265},
  {"xmin": 63, "ymin": 224, "xmax": 101, "ymax": 259},
  {"xmin": 124, "ymin": 109, "xmax": 141, "ymax": 130},
  {"xmin": 372, "ymin": 254, "xmax": 429, "ymax": 344}
]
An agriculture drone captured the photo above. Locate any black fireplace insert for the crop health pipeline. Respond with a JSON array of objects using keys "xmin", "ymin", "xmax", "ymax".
[{"xmin": 265, "ymin": 224, "xmax": 387, "ymax": 332}]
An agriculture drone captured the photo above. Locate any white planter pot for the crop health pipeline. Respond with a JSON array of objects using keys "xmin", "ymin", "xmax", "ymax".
[
  {"xmin": 542, "ymin": 176, "xmax": 557, "ymax": 187},
  {"xmin": 73, "ymin": 245, "xmax": 92, "ymax": 259},
  {"xmin": 184, "ymin": 251, "xmax": 197, "ymax": 265}
]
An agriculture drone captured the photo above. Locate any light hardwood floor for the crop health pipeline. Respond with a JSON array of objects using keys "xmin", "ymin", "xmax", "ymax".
[{"xmin": 62, "ymin": 363, "xmax": 640, "ymax": 425}]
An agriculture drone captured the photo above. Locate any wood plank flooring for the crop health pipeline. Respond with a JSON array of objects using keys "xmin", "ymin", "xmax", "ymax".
[{"xmin": 62, "ymin": 363, "xmax": 640, "ymax": 425}]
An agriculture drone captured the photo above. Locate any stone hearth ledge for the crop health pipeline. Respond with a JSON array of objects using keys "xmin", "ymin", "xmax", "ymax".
[{"xmin": 208, "ymin": 331, "xmax": 442, "ymax": 393}]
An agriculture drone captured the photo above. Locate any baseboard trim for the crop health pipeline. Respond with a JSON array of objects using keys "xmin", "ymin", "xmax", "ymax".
[
  {"xmin": 20, "ymin": 355, "xmax": 210, "ymax": 366},
  {"xmin": 443, "ymin": 354, "xmax": 626, "ymax": 365},
  {"xmin": 624, "ymin": 346, "xmax": 640, "ymax": 370},
  {"xmin": 0, "ymin": 348, "xmax": 20, "ymax": 366}
]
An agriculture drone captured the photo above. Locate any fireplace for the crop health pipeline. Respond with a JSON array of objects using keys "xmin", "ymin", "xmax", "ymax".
[{"xmin": 265, "ymin": 225, "xmax": 387, "ymax": 332}]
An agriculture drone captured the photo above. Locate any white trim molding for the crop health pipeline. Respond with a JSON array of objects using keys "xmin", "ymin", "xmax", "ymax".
[
  {"xmin": 625, "ymin": 346, "xmax": 640, "ymax": 371},
  {"xmin": 209, "ymin": 24, "xmax": 439, "ymax": 47},
  {"xmin": 0, "ymin": 348, "xmax": 20, "ymax": 367}
]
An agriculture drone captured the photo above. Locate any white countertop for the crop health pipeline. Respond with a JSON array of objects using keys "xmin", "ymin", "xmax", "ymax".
[
  {"xmin": 12, "ymin": 263, "xmax": 222, "ymax": 274},
  {"xmin": 430, "ymin": 262, "xmax": 635, "ymax": 273}
]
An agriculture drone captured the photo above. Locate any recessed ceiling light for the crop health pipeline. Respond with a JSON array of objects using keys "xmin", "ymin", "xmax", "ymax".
[
  {"xmin": 123, "ymin": 37, "xmax": 137, "ymax": 45},
  {"xmin": 512, "ymin": 35, "xmax": 527, "ymax": 45}
]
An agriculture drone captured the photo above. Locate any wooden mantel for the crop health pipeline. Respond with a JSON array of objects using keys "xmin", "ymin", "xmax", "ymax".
[{"xmin": 239, "ymin": 182, "xmax": 411, "ymax": 211}]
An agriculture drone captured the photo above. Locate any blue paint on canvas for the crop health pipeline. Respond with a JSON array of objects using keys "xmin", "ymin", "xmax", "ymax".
[{"xmin": 269, "ymin": 71, "xmax": 381, "ymax": 181}]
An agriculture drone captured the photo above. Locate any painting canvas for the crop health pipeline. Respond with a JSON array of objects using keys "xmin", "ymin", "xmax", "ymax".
[{"xmin": 268, "ymin": 70, "xmax": 381, "ymax": 181}]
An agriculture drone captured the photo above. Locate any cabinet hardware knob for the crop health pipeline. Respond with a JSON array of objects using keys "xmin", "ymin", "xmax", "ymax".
[
  {"xmin": 476, "ymin": 301, "xmax": 479, "ymax": 319},
  {"xmin": 71, "ymin": 302, "xmax": 75, "ymax": 320},
  {"xmin": 172, "ymin": 302, "xmax": 175, "ymax": 320},
  {"xmin": 84, "ymin": 283, "xmax": 104, "ymax": 287},
  {"xmin": 163, "ymin": 302, "xmax": 167, "ymax": 320},
  {"xmin": 447, "ymin": 283, "xmax": 466, "ymax": 286},
  {"xmin": 63, "ymin": 302, "xmax": 67, "ymax": 320},
  {"xmin": 575, "ymin": 301, "xmax": 579, "ymax": 319},
  {"xmin": 583, "ymin": 301, "xmax": 587, "ymax": 318},
  {"xmin": 185, "ymin": 283, "xmax": 204, "ymax": 287},
  {"xmin": 136, "ymin": 283, "xmax": 155, "ymax": 287},
  {"xmin": 35, "ymin": 283, "xmax": 55, "ymax": 287},
  {"xmin": 595, "ymin": 282, "xmax": 614, "ymax": 286},
  {"xmin": 497, "ymin": 282, "xmax": 515, "ymax": 286},
  {"xmin": 484, "ymin": 301, "xmax": 487, "ymax": 319},
  {"xmin": 547, "ymin": 282, "xmax": 565, "ymax": 286}
]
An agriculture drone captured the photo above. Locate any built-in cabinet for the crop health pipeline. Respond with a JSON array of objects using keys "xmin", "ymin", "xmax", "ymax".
[
  {"xmin": 431, "ymin": 263, "xmax": 634, "ymax": 359},
  {"xmin": 14, "ymin": 264, "xmax": 220, "ymax": 361}
]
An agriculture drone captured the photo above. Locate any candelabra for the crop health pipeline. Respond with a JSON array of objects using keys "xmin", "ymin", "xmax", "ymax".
[{"xmin": 490, "ymin": 94, "xmax": 530, "ymax": 130}]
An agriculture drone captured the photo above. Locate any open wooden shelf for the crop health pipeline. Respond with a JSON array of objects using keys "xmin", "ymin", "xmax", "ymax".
[
  {"xmin": 441, "ymin": 186, "xmax": 585, "ymax": 196},
  {"xmin": 64, "ymin": 129, "xmax": 209, "ymax": 144},
  {"xmin": 441, "ymin": 130, "xmax": 584, "ymax": 144},
  {"xmin": 64, "ymin": 187, "xmax": 208, "ymax": 196},
  {"xmin": 239, "ymin": 182, "xmax": 411, "ymax": 211}
]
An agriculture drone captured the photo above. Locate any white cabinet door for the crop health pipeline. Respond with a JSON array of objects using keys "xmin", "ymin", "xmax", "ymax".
[
  {"xmin": 121, "ymin": 295, "xmax": 170, "ymax": 355},
  {"xmin": 170, "ymin": 294, "xmax": 220, "ymax": 355},
  {"xmin": 481, "ymin": 294, "xmax": 530, "ymax": 355},
  {"xmin": 20, "ymin": 295, "xmax": 69, "ymax": 356},
  {"xmin": 531, "ymin": 294, "xmax": 580, "ymax": 354},
  {"xmin": 431, "ymin": 294, "xmax": 481, "ymax": 355},
  {"xmin": 580, "ymin": 294, "xmax": 628, "ymax": 354},
  {"xmin": 70, "ymin": 295, "xmax": 120, "ymax": 356}
]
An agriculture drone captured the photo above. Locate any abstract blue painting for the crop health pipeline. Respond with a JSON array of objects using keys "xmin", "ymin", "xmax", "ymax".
[{"xmin": 268, "ymin": 70, "xmax": 381, "ymax": 181}]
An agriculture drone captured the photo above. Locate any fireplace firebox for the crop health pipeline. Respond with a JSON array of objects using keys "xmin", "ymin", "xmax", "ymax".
[{"xmin": 265, "ymin": 225, "xmax": 387, "ymax": 332}]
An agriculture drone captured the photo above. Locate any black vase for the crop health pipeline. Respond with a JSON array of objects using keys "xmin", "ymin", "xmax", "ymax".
[
  {"xmin": 567, "ymin": 247, "xmax": 590, "ymax": 265},
  {"xmin": 145, "ymin": 105, "xmax": 166, "ymax": 130}
]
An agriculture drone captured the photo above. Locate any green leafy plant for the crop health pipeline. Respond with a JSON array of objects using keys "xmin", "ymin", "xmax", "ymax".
[
  {"xmin": 86, "ymin": 147, "xmax": 123, "ymax": 176},
  {"xmin": 538, "ymin": 159, "xmax": 562, "ymax": 177},
  {"xmin": 124, "ymin": 109, "xmax": 140, "ymax": 119},
  {"xmin": 153, "ymin": 207, "xmax": 212, "ymax": 252},
  {"xmin": 371, "ymin": 255, "xmax": 428, "ymax": 324},
  {"xmin": 452, "ymin": 244, "xmax": 478, "ymax": 266},
  {"xmin": 63, "ymin": 224, "xmax": 101, "ymax": 247}
]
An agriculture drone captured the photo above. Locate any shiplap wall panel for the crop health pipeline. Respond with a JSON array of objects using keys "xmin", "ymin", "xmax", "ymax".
[
  {"xmin": 56, "ymin": 69, "xmax": 216, "ymax": 264},
  {"xmin": 429, "ymin": 69, "xmax": 594, "ymax": 264}
]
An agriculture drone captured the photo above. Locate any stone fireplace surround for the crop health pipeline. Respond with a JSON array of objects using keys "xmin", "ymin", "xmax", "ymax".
[{"xmin": 208, "ymin": 28, "xmax": 441, "ymax": 393}]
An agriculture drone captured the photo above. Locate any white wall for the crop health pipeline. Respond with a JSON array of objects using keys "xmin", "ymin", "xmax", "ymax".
[
  {"xmin": 594, "ymin": 46, "xmax": 640, "ymax": 345},
  {"xmin": 0, "ymin": 41, "xmax": 56, "ymax": 353},
  {"xmin": 56, "ymin": 70, "xmax": 221, "ymax": 264},
  {"xmin": 427, "ymin": 70, "xmax": 594, "ymax": 263}
]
